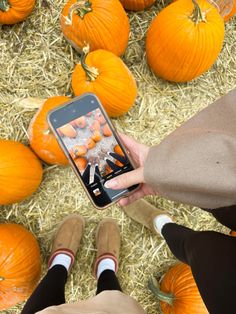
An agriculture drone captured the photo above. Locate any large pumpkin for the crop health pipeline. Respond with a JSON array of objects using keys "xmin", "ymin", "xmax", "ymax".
[
  {"xmin": 0, "ymin": 0, "xmax": 35, "ymax": 24},
  {"xmin": 60, "ymin": 0, "xmax": 130, "ymax": 56},
  {"xmin": 0, "ymin": 223, "xmax": 41, "ymax": 310},
  {"xmin": 119, "ymin": 0, "xmax": 155, "ymax": 11},
  {"xmin": 149, "ymin": 263, "xmax": 208, "ymax": 313},
  {"xmin": 146, "ymin": 0, "xmax": 225, "ymax": 82},
  {"xmin": 72, "ymin": 47, "xmax": 137, "ymax": 117},
  {"xmin": 0, "ymin": 140, "xmax": 43, "ymax": 205},
  {"xmin": 28, "ymin": 96, "xmax": 71, "ymax": 165}
]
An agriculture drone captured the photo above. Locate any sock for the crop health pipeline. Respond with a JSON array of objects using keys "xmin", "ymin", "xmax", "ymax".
[
  {"xmin": 97, "ymin": 258, "xmax": 116, "ymax": 279},
  {"xmin": 154, "ymin": 215, "xmax": 173, "ymax": 236},
  {"xmin": 49, "ymin": 254, "xmax": 72, "ymax": 271}
]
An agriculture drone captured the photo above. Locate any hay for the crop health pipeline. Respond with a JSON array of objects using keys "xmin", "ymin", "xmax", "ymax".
[{"xmin": 0, "ymin": 0, "xmax": 236, "ymax": 312}]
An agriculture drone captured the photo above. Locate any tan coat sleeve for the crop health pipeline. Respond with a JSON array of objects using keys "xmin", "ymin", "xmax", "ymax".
[{"xmin": 144, "ymin": 88, "xmax": 236, "ymax": 209}]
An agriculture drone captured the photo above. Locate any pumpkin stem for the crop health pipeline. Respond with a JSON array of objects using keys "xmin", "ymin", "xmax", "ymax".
[
  {"xmin": 190, "ymin": 0, "xmax": 206, "ymax": 24},
  {"xmin": 0, "ymin": 0, "xmax": 10, "ymax": 12},
  {"xmin": 64, "ymin": 0, "xmax": 92, "ymax": 25},
  {"xmin": 80, "ymin": 45, "xmax": 99, "ymax": 81},
  {"xmin": 0, "ymin": 276, "xmax": 5, "ymax": 281},
  {"xmin": 148, "ymin": 276, "xmax": 175, "ymax": 306},
  {"xmin": 43, "ymin": 129, "xmax": 51, "ymax": 135}
]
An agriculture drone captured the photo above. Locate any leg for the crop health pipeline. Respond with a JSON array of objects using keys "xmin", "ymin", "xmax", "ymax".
[
  {"xmin": 21, "ymin": 265, "xmax": 67, "ymax": 314},
  {"xmin": 203, "ymin": 204, "xmax": 236, "ymax": 230},
  {"xmin": 94, "ymin": 219, "xmax": 122, "ymax": 294}
]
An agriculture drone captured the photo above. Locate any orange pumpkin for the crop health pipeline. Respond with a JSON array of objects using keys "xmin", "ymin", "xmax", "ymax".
[
  {"xmin": 103, "ymin": 124, "xmax": 112, "ymax": 137},
  {"xmin": 60, "ymin": 0, "xmax": 130, "ymax": 56},
  {"xmin": 90, "ymin": 120, "xmax": 101, "ymax": 132},
  {"xmin": 0, "ymin": 0, "xmax": 35, "ymax": 24},
  {"xmin": 72, "ymin": 47, "xmax": 137, "ymax": 117},
  {"xmin": 0, "ymin": 223, "xmax": 41, "ymax": 310},
  {"xmin": 119, "ymin": 0, "xmax": 155, "ymax": 11},
  {"xmin": 114, "ymin": 144, "xmax": 124, "ymax": 156},
  {"xmin": 149, "ymin": 263, "xmax": 208, "ymax": 314},
  {"xmin": 0, "ymin": 140, "xmax": 43, "ymax": 205},
  {"xmin": 73, "ymin": 145, "xmax": 87, "ymax": 157},
  {"xmin": 146, "ymin": 0, "xmax": 225, "ymax": 82},
  {"xmin": 105, "ymin": 164, "xmax": 113, "ymax": 175},
  {"xmin": 75, "ymin": 157, "xmax": 87, "ymax": 171},
  {"xmin": 59, "ymin": 124, "xmax": 77, "ymax": 138},
  {"xmin": 91, "ymin": 130, "xmax": 102, "ymax": 142},
  {"xmin": 86, "ymin": 137, "xmax": 96, "ymax": 149},
  {"xmin": 224, "ymin": 0, "xmax": 236, "ymax": 20},
  {"xmin": 28, "ymin": 96, "xmax": 70, "ymax": 165},
  {"xmin": 95, "ymin": 111, "xmax": 106, "ymax": 125},
  {"xmin": 75, "ymin": 116, "xmax": 86, "ymax": 128},
  {"xmin": 230, "ymin": 230, "xmax": 236, "ymax": 236}
]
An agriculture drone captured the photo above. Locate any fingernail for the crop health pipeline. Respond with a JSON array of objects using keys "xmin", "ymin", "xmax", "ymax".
[{"xmin": 105, "ymin": 179, "xmax": 117, "ymax": 188}]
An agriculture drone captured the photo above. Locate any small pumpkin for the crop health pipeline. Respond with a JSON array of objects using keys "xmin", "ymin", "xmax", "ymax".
[
  {"xmin": 105, "ymin": 164, "xmax": 113, "ymax": 175},
  {"xmin": 114, "ymin": 144, "xmax": 124, "ymax": 156},
  {"xmin": 73, "ymin": 145, "xmax": 87, "ymax": 157},
  {"xmin": 95, "ymin": 111, "xmax": 106, "ymax": 125},
  {"xmin": 103, "ymin": 124, "xmax": 112, "ymax": 137},
  {"xmin": 149, "ymin": 263, "xmax": 208, "ymax": 314},
  {"xmin": 146, "ymin": 0, "xmax": 225, "ymax": 82},
  {"xmin": 91, "ymin": 130, "xmax": 102, "ymax": 142},
  {"xmin": 119, "ymin": 0, "xmax": 155, "ymax": 11},
  {"xmin": 72, "ymin": 47, "xmax": 137, "ymax": 117},
  {"xmin": 0, "ymin": 0, "xmax": 35, "ymax": 25},
  {"xmin": 90, "ymin": 120, "xmax": 101, "ymax": 132},
  {"xmin": 0, "ymin": 140, "xmax": 43, "ymax": 205},
  {"xmin": 60, "ymin": 0, "xmax": 130, "ymax": 56},
  {"xmin": 86, "ymin": 137, "xmax": 96, "ymax": 149},
  {"xmin": 59, "ymin": 124, "xmax": 77, "ymax": 138},
  {"xmin": 75, "ymin": 116, "xmax": 87, "ymax": 128},
  {"xmin": 28, "ymin": 96, "xmax": 70, "ymax": 166},
  {"xmin": 75, "ymin": 157, "xmax": 87, "ymax": 171},
  {"xmin": 0, "ymin": 223, "xmax": 41, "ymax": 310}
]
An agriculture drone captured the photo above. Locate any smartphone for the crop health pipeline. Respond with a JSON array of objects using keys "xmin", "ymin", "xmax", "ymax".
[{"xmin": 47, "ymin": 93, "xmax": 139, "ymax": 209}]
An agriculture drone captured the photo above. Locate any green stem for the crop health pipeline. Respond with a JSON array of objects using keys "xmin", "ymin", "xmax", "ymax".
[
  {"xmin": 65, "ymin": 0, "xmax": 92, "ymax": 25},
  {"xmin": 148, "ymin": 276, "xmax": 175, "ymax": 306},
  {"xmin": 0, "ymin": 0, "xmax": 10, "ymax": 12},
  {"xmin": 190, "ymin": 0, "xmax": 206, "ymax": 24},
  {"xmin": 81, "ymin": 45, "xmax": 99, "ymax": 81}
]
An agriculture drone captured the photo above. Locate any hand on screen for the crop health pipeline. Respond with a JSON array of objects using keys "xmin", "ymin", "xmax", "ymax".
[{"xmin": 104, "ymin": 133, "xmax": 159, "ymax": 206}]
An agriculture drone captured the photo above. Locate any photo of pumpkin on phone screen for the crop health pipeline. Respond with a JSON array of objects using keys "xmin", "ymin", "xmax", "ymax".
[{"xmin": 57, "ymin": 108, "xmax": 128, "ymax": 186}]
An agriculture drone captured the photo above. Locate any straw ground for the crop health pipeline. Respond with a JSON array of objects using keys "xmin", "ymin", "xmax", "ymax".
[{"xmin": 0, "ymin": 0, "xmax": 236, "ymax": 313}]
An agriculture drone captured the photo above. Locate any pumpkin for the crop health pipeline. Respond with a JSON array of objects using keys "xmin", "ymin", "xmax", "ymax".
[
  {"xmin": 28, "ymin": 96, "xmax": 71, "ymax": 166},
  {"xmin": 59, "ymin": 124, "xmax": 77, "ymax": 138},
  {"xmin": 75, "ymin": 157, "xmax": 87, "ymax": 171},
  {"xmin": 105, "ymin": 164, "xmax": 113, "ymax": 175},
  {"xmin": 0, "ymin": 0, "xmax": 35, "ymax": 24},
  {"xmin": 86, "ymin": 137, "xmax": 96, "ymax": 149},
  {"xmin": 114, "ymin": 144, "xmax": 124, "ymax": 156},
  {"xmin": 95, "ymin": 111, "xmax": 106, "ymax": 125},
  {"xmin": 146, "ymin": 0, "xmax": 225, "ymax": 82},
  {"xmin": 73, "ymin": 145, "xmax": 87, "ymax": 157},
  {"xmin": 90, "ymin": 120, "xmax": 101, "ymax": 132},
  {"xmin": 103, "ymin": 124, "xmax": 112, "ymax": 137},
  {"xmin": 72, "ymin": 47, "xmax": 137, "ymax": 117},
  {"xmin": 60, "ymin": 0, "xmax": 130, "ymax": 56},
  {"xmin": 0, "ymin": 140, "xmax": 43, "ymax": 205},
  {"xmin": 119, "ymin": 0, "xmax": 155, "ymax": 11},
  {"xmin": 224, "ymin": 0, "xmax": 236, "ymax": 20},
  {"xmin": 0, "ymin": 223, "xmax": 41, "ymax": 310},
  {"xmin": 149, "ymin": 263, "xmax": 208, "ymax": 314},
  {"xmin": 230, "ymin": 230, "xmax": 236, "ymax": 236},
  {"xmin": 75, "ymin": 116, "xmax": 86, "ymax": 128},
  {"xmin": 91, "ymin": 130, "xmax": 102, "ymax": 142}
]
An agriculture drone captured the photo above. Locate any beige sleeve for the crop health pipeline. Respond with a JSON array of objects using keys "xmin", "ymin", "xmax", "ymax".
[{"xmin": 144, "ymin": 88, "xmax": 236, "ymax": 209}]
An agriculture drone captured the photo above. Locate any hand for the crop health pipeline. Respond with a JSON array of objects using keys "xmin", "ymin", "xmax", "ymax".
[{"xmin": 104, "ymin": 133, "xmax": 159, "ymax": 206}]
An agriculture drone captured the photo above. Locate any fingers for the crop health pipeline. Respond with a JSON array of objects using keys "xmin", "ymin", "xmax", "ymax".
[
  {"xmin": 118, "ymin": 188, "xmax": 146, "ymax": 206},
  {"xmin": 104, "ymin": 167, "xmax": 144, "ymax": 190}
]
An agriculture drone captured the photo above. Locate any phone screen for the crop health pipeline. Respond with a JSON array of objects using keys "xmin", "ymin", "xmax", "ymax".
[{"xmin": 48, "ymin": 94, "xmax": 138, "ymax": 208}]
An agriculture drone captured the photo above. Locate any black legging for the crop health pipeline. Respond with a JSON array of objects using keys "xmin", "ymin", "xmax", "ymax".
[
  {"xmin": 21, "ymin": 266, "xmax": 121, "ymax": 314},
  {"xmin": 162, "ymin": 204, "xmax": 236, "ymax": 314}
]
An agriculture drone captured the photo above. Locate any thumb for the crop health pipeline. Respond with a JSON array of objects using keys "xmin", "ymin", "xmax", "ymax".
[{"xmin": 104, "ymin": 167, "xmax": 144, "ymax": 190}]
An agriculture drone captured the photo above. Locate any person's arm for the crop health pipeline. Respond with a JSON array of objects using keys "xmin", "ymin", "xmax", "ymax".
[{"xmin": 105, "ymin": 88, "xmax": 236, "ymax": 209}]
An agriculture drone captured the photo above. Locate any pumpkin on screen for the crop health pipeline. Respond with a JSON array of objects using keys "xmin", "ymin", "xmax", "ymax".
[
  {"xmin": 119, "ymin": 0, "xmax": 155, "ymax": 11},
  {"xmin": 149, "ymin": 263, "xmax": 208, "ymax": 314},
  {"xmin": 72, "ymin": 47, "xmax": 137, "ymax": 117},
  {"xmin": 28, "ymin": 96, "xmax": 71, "ymax": 165},
  {"xmin": 0, "ymin": 0, "xmax": 35, "ymax": 24},
  {"xmin": 60, "ymin": 0, "xmax": 130, "ymax": 56},
  {"xmin": 0, "ymin": 140, "xmax": 43, "ymax": 205},
  {"xmin": 146, "ymin": 0, "xmax": 225, "ymax": 82},
  {"xmin": 0, "ymin": 223, "xmax": 41, "ymax": 310}
]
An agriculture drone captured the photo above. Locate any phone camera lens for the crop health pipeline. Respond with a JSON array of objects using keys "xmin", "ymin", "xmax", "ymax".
[{"xmin": 91, "ymin": 100, "xmax": 95, "ymax": 104}]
